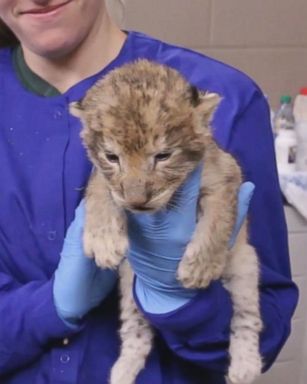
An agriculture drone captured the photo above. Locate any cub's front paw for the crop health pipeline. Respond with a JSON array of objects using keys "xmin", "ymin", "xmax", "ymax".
[
  {"xmin": 177, "ymin": 242, "xmax": 214, "ymax": 288},
  {"xmin": 83, "ymin": 228, "xmax": 128, "ymax": 269}
]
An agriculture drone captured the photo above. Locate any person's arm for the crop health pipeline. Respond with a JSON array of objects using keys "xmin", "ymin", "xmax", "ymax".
[
  {"xmin": 129, "ymin": 90, "xmax": 298, "ymax": 373},
  {"xmin": 0, "ymin": 201, "xmax": 117, "ymax": 375},
  {"xmin": 0, "ymin": 274, "xmax": 75, "ymax": 374}
]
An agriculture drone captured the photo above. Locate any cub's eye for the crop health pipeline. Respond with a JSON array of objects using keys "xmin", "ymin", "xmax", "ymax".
[
  {"xmin": 155, "ymin": 152, "xmax": 171, "ymax": 162},
  {"xmin": 105, "ymin": 153, "xmax": 119, "ymax": 163}
]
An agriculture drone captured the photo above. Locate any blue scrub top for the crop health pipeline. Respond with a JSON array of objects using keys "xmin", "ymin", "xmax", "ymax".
[{"xmin": 0, "ymin": 31, "xmax": 298, "ymax": 384}]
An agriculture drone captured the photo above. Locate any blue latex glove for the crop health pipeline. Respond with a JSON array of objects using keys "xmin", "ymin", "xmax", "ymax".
[
  {"xmin": 53, "ymin": 200, "xmax": 117, "ymax": 325},
  {"xmin": 127, "ymin": 164, "xmax": 255, "ymax": 314}
]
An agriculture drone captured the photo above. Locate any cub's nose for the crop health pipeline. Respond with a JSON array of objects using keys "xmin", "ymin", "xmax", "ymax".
[{"xmin": 124, "ymin": 184, "xmax": 151, "ymax": 208}]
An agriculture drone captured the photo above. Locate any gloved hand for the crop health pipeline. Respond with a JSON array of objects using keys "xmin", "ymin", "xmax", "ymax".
[
  {"xmin": 53, "ymin": 200, "xmax": 117, "ymax": 325},
  {"xmin": 127, "ymin": 163, "xmax": 255, "ymax": 314}
]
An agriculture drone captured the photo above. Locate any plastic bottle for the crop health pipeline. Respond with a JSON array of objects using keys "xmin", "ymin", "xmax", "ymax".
[
  {"xmin": 273, "ymin": 95, "xmax": 295, "ymax": 134},
  {"xmin": 293, "ymin": 87, "xmax": 307, "ymax": 171},
  {"xmin": 274, "ymin": 95, "xmax": 297, "ymax": 173}
]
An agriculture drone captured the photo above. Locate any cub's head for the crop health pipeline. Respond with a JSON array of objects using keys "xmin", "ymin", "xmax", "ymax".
[{"xmin": 71, "ymin": 60, "xmax": 220, "ymax": 212}]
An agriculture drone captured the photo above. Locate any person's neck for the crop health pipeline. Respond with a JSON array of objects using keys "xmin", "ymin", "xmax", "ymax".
[{"xmin": 21, "ymin": 13, "xmax": 126, "ymax": 93}]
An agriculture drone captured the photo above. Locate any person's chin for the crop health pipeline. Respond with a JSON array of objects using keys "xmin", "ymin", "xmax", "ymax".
[{"xmin": 25, "ymin": 34, "xmax": 80, "ymax": 60}]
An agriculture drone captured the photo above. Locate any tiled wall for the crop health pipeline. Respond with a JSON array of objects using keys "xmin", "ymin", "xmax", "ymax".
[{"xmin": 108, "ymin": 0, "xmax": 307, "ymax": 110}]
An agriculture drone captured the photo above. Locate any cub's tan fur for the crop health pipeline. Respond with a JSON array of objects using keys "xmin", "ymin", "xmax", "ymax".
[{"xmin": 71, "ymin": 60, "xmax": 263, "ymax": 384}]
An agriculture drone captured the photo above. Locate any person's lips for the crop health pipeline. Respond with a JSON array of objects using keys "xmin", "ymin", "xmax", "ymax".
[{"xmin": 19, "ymin": 0, "xmax": 72, "ymax": 16}]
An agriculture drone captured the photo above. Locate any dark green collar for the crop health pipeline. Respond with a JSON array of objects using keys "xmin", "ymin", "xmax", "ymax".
[{"xmin": 12, "ymin": 45, "xmax": 61, "ymax": 97}]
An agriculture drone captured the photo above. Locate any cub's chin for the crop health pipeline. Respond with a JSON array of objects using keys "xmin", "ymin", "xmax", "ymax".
[
  {"xmin": 110, "ymin": 187, "xmax": 179, "ymax": 214},
  {"xmin": 110, "ymin": 194, "xmax": 160, "ymax": 213},
  {"xmin": 123, "ymin": 201, "xmax": 166, "ymax": 214},
  {"xmin": 126, "ymin": 206, "xmax": 157, "ymax": 214}
]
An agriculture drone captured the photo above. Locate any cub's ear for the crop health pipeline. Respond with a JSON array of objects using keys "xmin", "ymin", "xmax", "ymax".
[
  {"xmin": 189, "ymin": 86, "xmax": 221, "ymax": 122},
  {"xmin": 198, "ymin": 91, "xmax": 221, "ymax": 121},
  {"xmin": 69, "ymin": 101, "xmax": 84, "ymax": 119}
]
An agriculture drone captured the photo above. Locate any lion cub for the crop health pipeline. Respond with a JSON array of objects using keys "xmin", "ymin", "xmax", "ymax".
[{"xmin": 70, "ymin": 60, "xmax": 263, "ymax": 384}]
